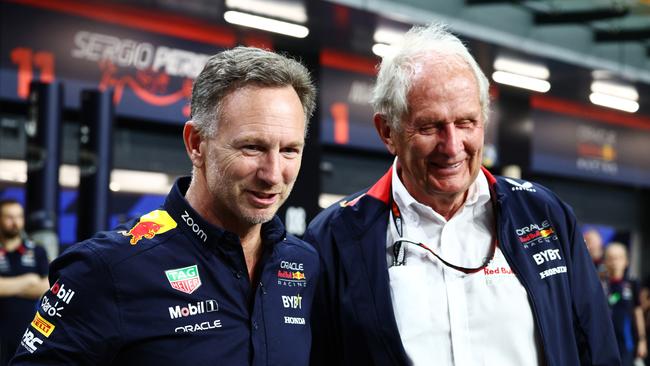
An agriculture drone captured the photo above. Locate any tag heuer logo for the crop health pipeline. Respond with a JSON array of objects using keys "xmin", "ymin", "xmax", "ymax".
[{"xmin": 165, "ymin": 265, "xmax": 202, "ymax": 294}]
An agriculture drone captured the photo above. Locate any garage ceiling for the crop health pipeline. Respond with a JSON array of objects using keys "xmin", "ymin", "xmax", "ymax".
[{"xmin": 330, "ymin": 0, "xmax": 650, "ymax": 83}]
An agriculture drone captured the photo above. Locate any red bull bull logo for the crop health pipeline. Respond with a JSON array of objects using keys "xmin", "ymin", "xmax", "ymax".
[{"xmin": 127, "ymin": 210, "xmax": 177, "ymax": 245}]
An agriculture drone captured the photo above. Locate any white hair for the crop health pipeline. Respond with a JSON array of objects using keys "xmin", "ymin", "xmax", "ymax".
[{"xmin": 371, "ymin": 23, "xmax": 490, "ymax": 130}]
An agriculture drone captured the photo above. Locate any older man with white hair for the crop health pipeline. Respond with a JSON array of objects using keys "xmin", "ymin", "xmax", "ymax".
[{"xmin": 305, "ymin": 23, "xmax": 619, "ymax": 366}]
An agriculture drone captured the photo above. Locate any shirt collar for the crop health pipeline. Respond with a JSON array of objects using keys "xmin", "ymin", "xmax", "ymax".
[
  {"xmin": 163, "ymin": 176, "xmax": 286, "ymax": 250},
  {"xmin": 391, "ymin": 157, "xmax": 491, "ymax": 219}
]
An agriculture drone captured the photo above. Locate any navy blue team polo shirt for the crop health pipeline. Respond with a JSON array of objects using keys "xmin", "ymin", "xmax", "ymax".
[{"xmin": 11, "ymin": 177, "xmax": 318, "ymax": 365}]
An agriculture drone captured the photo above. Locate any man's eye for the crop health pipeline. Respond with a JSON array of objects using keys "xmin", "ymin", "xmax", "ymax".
[
  {"xmin": 419, "ymin": 124, "xmax": 437, "ymax": 134},
  {"xmin": 456, "ymin": 120, "xmax": 475, "ymax": 128},
  {"xmin": 281, "ymin": 148, "xmax": 300, "ymax": 158},
  {"xmin": 242, "ymin": 145, "xmax": 262, "ymax": 153}
]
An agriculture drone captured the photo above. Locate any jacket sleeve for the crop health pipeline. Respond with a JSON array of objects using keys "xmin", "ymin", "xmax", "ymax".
[
  {"xmin": 562, "ymin": 201, "xmax": 620, "ymax": 366},
  {"xmin": 304, "ymin": 225, "xmax": 343, "ymax": 366},
  {"xmin": 10, "ymin": 243, "xmax": 122, "ymax": 365}
]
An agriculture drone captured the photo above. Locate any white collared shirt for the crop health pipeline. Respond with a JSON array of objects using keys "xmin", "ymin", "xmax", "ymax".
[{"xmin": 386, "ymin": 158, "xmax": 543, "ymax": 365}]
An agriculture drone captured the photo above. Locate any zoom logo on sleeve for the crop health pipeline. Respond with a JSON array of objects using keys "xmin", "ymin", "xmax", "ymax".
[{"xmin": 181, "ymin": 210, "xmax": 207, "ymax": 242}]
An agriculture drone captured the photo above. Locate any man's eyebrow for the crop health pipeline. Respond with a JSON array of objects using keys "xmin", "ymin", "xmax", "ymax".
[
  {"xmin": 232, "ymin": 136, "xmax": 265, "ymax": 144},
  {"xmin": 232, "ymin": 136, "xmax": 305, "ymax": 147}
]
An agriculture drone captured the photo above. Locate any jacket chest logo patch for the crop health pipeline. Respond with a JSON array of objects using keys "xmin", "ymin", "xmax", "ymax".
[
  {"xmin": 277, "ymin": 261, "xmax": 307, "ymax": 287},
  {"xmin": 282, "ymin": 294, "xmax": 302, "ymax": 309},
  {"xmin": 533, "ymin": 248, "xmax": 567, "ymax": 279},
  {"xmin": 165, "ymin": 265, "xmax": 202, "ymax": 294},
  {"xmin": 515, "ymin": 219, "xmax": 557, "ymax": 249}
]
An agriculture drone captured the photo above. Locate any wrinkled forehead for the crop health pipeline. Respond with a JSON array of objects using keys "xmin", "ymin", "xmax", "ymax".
[
  {"xmin": 410, "ymin": 52, "xmax": 472, "ymax": 77},
  {"xmin": 407, "ymin": 55, "xmax": 480, "ymax": 101}
]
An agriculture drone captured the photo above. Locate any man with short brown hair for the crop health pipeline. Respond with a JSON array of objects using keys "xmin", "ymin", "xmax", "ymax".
[{"xmin": 12, "ymin": 47, "xmax": 318, "ymax": 366}]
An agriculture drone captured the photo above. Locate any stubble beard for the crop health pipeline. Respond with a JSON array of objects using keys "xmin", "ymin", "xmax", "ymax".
[
  {"xmin": 0, "ymin": 227, "xmax": 21, "ymax": 241},
  {"xmin": 210, "ymin": 175, "xmax": 295, "ymax": 228},
  {"xmin": 239, "ymin": 187, "xmax": 290, "ymax": 225}
]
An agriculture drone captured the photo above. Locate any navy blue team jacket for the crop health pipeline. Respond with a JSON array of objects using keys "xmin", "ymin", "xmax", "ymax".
[
  {"xmin": 11, "ymin": 177, "xmax": 318, "ymax": 365},
  {"xmin": 304, "ymin": 167, "xmax": 620, "ymax": 366}
]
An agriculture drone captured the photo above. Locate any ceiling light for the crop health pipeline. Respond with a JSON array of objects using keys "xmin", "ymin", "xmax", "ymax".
[
  {"xmin": 493, "ymin": 57, "xmax": 550, "ymax": 80},
  {"xmin": 59, "ymin": 165, "xmax": 80, "ymax": 187},
  {"xmin": 110, "ymin": 170, "xmax": 171, "ymax": 194},
  {"xmin": 225, "ymin": 0, "xmax": 307, "ymax": 23},
  {"xmin": 589, "ymin": 93, "xmax": 639, "ymax": 113},
  {"xmin": 109, "ymin": 182, "xmax": 121, "ymax": 192},
  {"xmin": 319, "ymin": 193, "xmax": 345, "ymax": 209},
  {"xmin": 590, "ymin": 80, "xmax": 638, "ymax": 101},
  {"xmin": 0, "ymin": 159, "xmax": 26, "ymax": 182},
  {"xmin": 224, "ymin": 11, "xmax": 309, "ymax": 38},
  {"xmin": 372, "ymin": 43, "xmax": 396, "ymax": 58},
  {"xmin": 0, "ymin": 159, "xmax": 173, "ymax": 194},
  {"xmin": 492, "ymin": 71, "xmax": 551, "ymax": 93}
]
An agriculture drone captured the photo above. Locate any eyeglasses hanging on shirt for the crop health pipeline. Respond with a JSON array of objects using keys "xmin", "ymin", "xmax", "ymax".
[{"xmin": 389, "ymin": 187, "xmax": 498, "ymax": 274}]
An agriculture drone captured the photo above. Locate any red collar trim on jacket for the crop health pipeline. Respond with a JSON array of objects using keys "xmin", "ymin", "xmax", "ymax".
[
  {"xmin": 366, "ymin": 165, "xmax": 393, "ymax": 204},
  {"xmin": 481, "ymin": 166, "xmax": 497, "ymax": 187}
]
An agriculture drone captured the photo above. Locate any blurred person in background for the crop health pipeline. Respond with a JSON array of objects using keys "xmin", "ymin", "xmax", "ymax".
[
  {"xmin": 641, "ymin": 277, "xmax": 650, "ymax": 365},
  {"xmin": 604, "ymin": 243, "xmax": 647, "ymax": 366},
  {"xmin": 305, "ymin": 22, "xmax": 619, "ymax": 366},
  {"xmin": 0, "ymin": 200, "xmax": 49, "ymax": 366},
  {"xmin": 11, "ymin": 47, "xmax": 318, "ymax": 365},
  {"xmin": 584, "ymin": 228, "xmax": 605, "ymax": 266},
  {"xmin": 584, "ymin": 228, "xmax": 607, "ymax": 281}
]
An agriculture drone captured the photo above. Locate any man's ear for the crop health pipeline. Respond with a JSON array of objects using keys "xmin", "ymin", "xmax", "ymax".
[
  {"xmin": 183, "ymin": 121, "xmax": 205, "ymax": 168},
  {"xmin": 373, "ymin": 113, "xmax": 397, "ymax": 155}
]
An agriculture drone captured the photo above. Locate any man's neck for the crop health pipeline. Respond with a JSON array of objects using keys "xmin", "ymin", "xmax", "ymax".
[
  {"xmin": 240, "ymin": 230, "xmax": 264, "ymax": 282},
  {"xmin": 609, "ymin": 270, "xmax": 625, "ymax": 281},
  {"xmin": 185, "ymin": 177, "xmax": 265, "ymax": 282},
  {"xmin": 0, "ymin": 236, "xmax": 22, "ymax": 252},
  {"xmin": 426, "ymin": 193, "xmax": 468, "ymax": 221}
]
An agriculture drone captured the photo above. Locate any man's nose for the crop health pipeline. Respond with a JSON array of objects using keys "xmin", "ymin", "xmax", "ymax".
[
  {"xmin": 257, "ymin": 151, "xmax": 282, "ymax": 186},
  {"xmin": 438, "ymin": 124, "xmax": 462, "ymax": 156}
]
